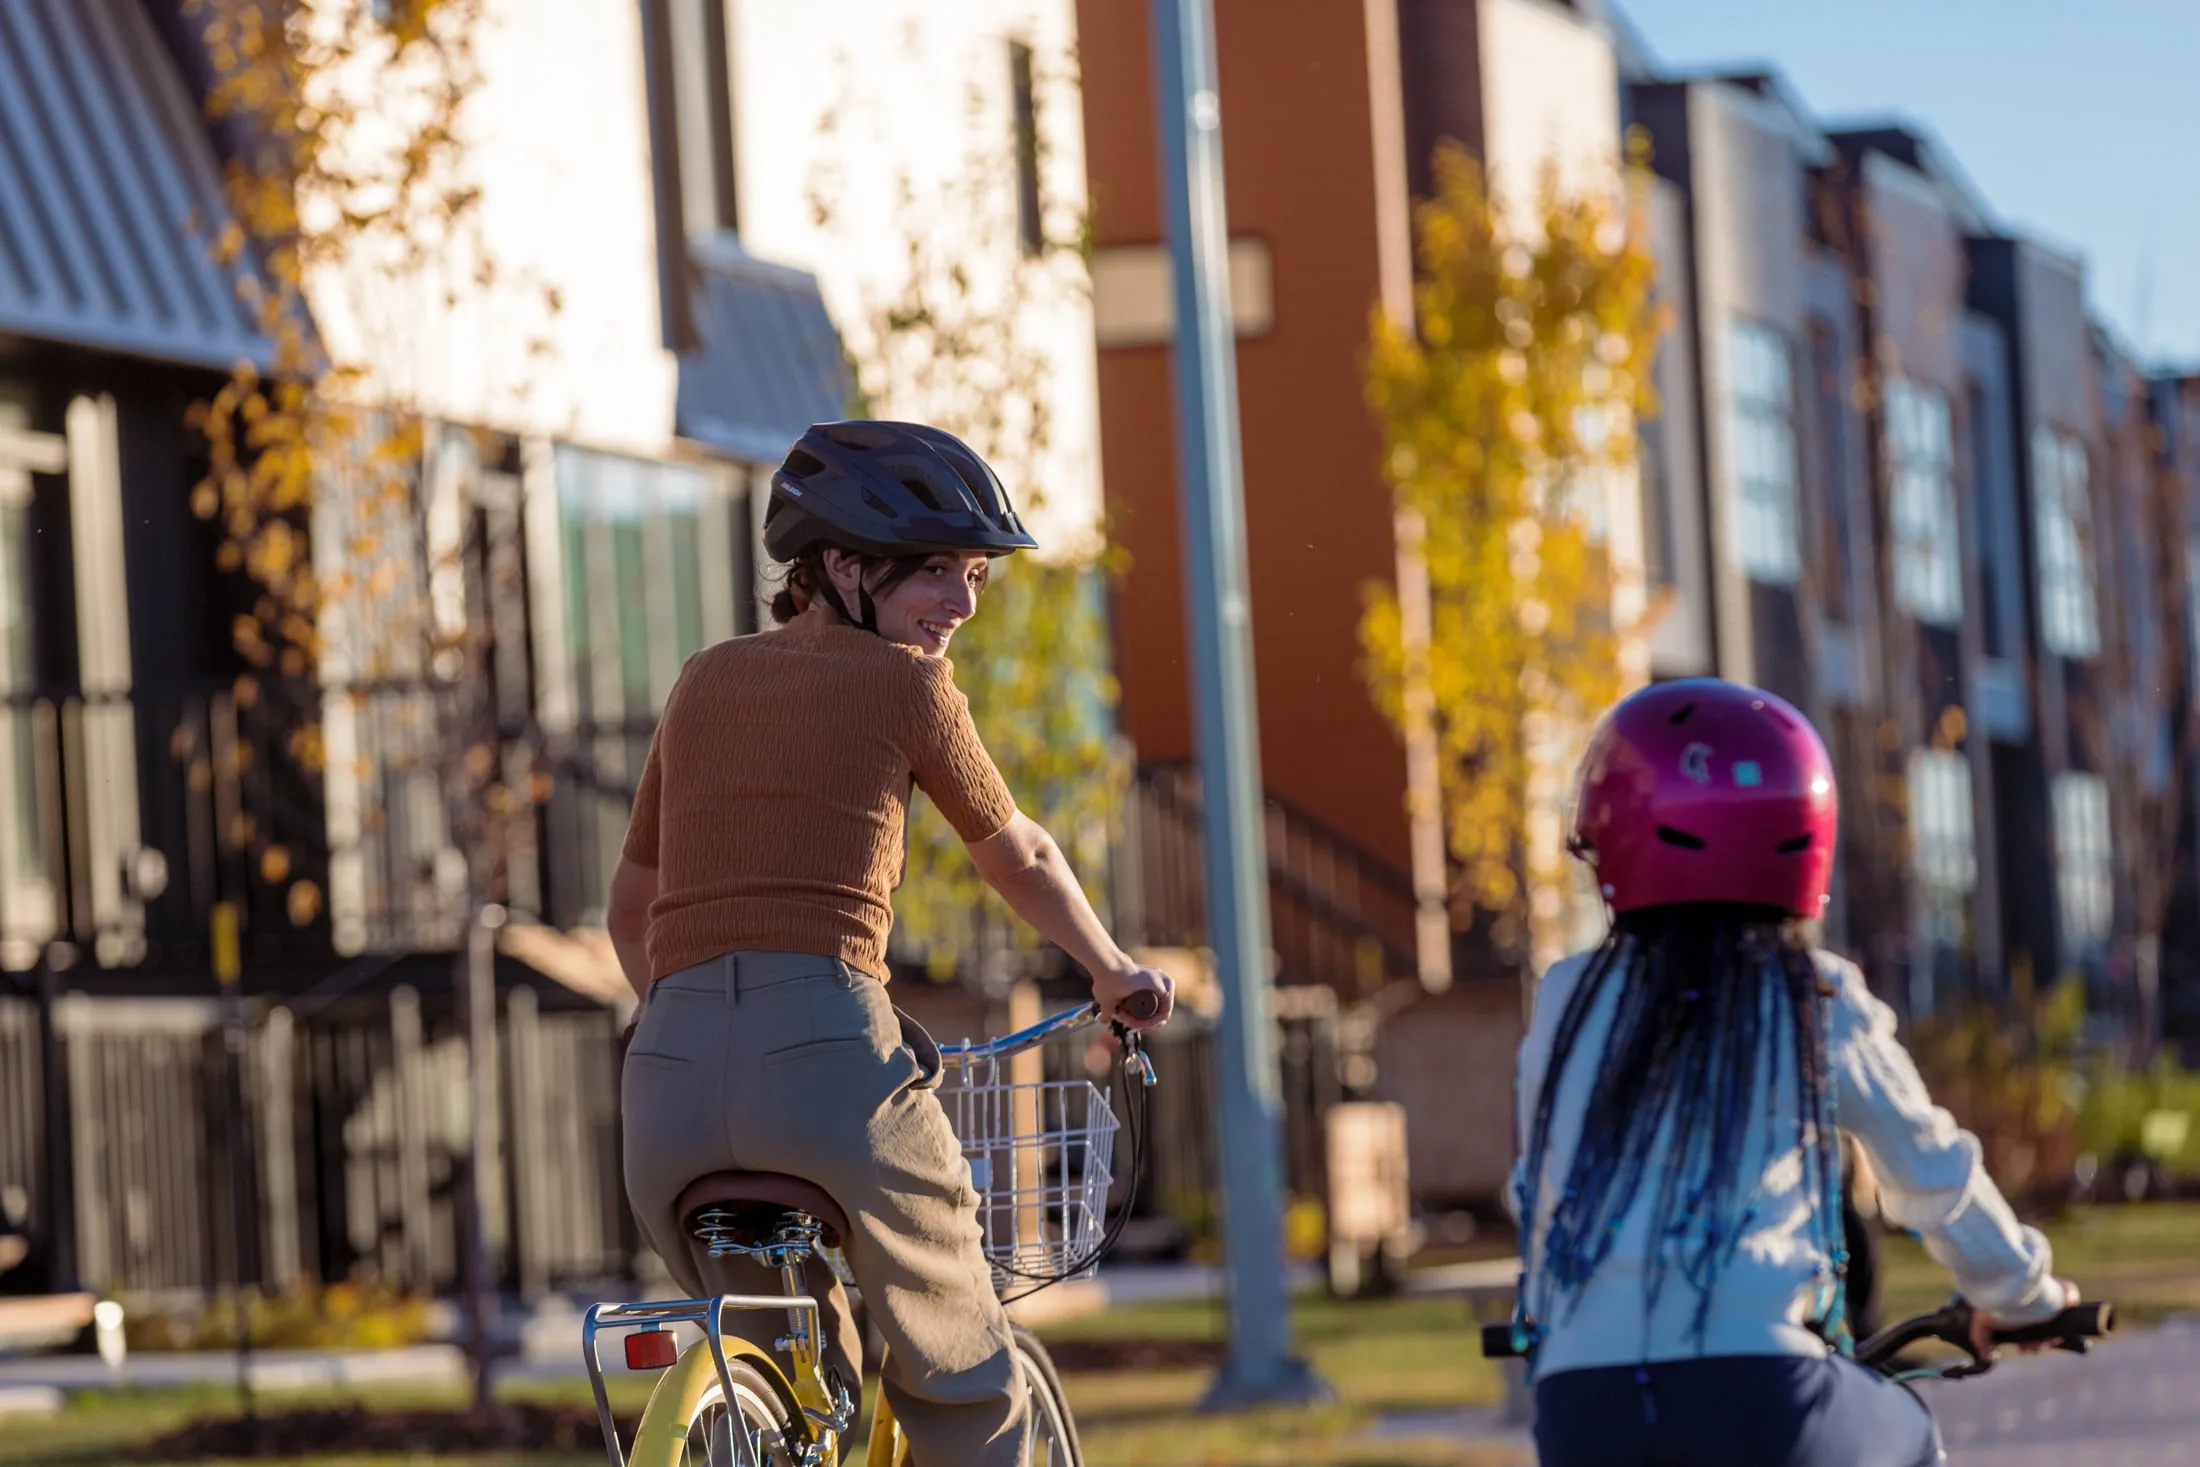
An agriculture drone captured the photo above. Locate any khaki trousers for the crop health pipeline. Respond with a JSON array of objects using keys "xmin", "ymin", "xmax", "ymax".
[{"xmin": 622, "ymin": 951, "xmax": 1026, "ymax": 1466}]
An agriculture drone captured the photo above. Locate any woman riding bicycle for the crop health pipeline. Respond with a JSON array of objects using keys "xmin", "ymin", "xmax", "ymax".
[
  {"xmin": 607, "ymin": 420, "xmax": 1173, "ymax": 1467},
  {"xmin": 1512, "ymin": 678, "xmax": 2072, "ymax": 1467}
]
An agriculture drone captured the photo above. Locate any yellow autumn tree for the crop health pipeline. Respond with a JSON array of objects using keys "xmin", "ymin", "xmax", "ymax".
[
  {"xmin": 1360, "ymin": 144, "xmax": 1662, "ymax": 957},
  {"xmin": 187, "ymin": 0, "xmax": 558, "ymax": 951}
]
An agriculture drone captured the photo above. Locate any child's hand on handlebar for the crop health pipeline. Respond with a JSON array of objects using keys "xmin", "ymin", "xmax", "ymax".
[
  {"xmin": 1093, "ymin": 961, "xmax": 1173, "ymax": 1030},
  {"xmin": 1973, "ymin": 1279, "xmax": 2081, "ymax": 1359}
]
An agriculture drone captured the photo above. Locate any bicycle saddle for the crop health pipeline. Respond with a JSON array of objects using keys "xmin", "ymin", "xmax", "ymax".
[{"xmin": 676, "ymin": 1171, "xmax": 850, "ymax": 1248}]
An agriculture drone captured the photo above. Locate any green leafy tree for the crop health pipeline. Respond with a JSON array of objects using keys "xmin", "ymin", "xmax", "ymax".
[
  {"xmin": 1360, "ymin": 144, "xmax": 1662, "ymax": 959},
  {"xmin": 811, "ymin": 51, "xmax": 1123, "ymax": 982}
]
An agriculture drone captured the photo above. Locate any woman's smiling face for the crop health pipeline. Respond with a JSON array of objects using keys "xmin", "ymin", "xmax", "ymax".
[{"xmin": 822, "ymin": 548, "xmax": 992, "ymax": 656}]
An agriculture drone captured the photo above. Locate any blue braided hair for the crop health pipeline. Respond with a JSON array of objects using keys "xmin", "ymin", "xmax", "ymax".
[{"xmin": 1516, "ymin": 903, "xmax": 1849, "ymax": 1354}]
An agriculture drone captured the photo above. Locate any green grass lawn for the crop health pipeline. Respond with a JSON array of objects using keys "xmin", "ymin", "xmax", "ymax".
[
  {"xmin": 5, "ymin": 1203, "xmax": 2192, "ymax": 1467},
  {"xmin": 1048, "ymin": 1293, "xmax": 1520, "ymax": 1467},
  {"xmin": 1874, "ymin": 1200, "xmax": 2200, "ymax": 1327}
]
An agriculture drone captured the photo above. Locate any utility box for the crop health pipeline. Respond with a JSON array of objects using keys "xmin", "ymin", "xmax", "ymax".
[{"xmin": 1325, "ymin": 1101, "xmax": 1412, "ymax": 1295}]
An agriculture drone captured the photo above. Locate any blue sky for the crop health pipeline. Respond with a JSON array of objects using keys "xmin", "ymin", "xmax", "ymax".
[{"xmin": 1615, "ymin": 0, "xmax": 2200, "ymax": 371}]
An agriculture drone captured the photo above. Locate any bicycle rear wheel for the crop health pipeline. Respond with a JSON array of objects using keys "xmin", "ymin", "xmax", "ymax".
[
  {"xmin": 676, "ymin": 1356, "xmax": 802, "ymax": 1466},
  {"xmin": 1013, "ymin": 1324, "xmax": 1084, "ymax": 1467}
]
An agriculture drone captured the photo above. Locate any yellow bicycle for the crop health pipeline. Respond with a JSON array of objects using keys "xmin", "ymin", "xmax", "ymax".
[{"xmin": 582, "ymin": 998, "xmax": 1159, "ymax": 1467}]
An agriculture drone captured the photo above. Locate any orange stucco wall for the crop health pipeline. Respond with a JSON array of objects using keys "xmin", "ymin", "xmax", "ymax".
[{"xmin": 1077, "ymin": 0, "xmax": 1413, "ymax": 873}]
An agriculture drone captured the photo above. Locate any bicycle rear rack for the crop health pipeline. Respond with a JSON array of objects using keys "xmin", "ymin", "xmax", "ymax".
[{"xmin": 581, "ymin": 1294, "xmax": 851, "ymax": 1467}]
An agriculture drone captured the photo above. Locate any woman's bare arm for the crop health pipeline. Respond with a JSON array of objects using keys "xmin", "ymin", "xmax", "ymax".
[{"xmin": 966, "ymin": 812, "xmax": 1172, "ymax": 1027}]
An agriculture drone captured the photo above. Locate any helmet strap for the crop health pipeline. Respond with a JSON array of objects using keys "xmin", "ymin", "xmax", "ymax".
[{"xmin": 817, "ymin": 570, "xmax": 881, "ymax": 635}]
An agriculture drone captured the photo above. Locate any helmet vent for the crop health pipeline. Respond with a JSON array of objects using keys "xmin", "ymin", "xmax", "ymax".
[
  {"xmin": 824, "ymin": 422, "xmax": 892, "ymax": 450},
  {"xmin": 946, "ymin": 460, "xmax": 992, "ymax": 506},
  {"xmin": 1668, "ymin": 703, "xmax": 1696, "ymax": 725},
  {"xmin": 1776, "ymin": 834, "xmax": 1813, "ymax": 854},
  {"xmin": 783, "ymin": 449, "xmax": 827, "ymax": 479},
  {"xmin": 861, "ymin": 488, "xmax": 899, "ymax": 519},
  {"xmin": 1656, "ymin": 825, "xmax": 1707, "ymax": 850},
  {"xmin": 900, "ymin": 477, "xmax": 945, "ymax": 512}
]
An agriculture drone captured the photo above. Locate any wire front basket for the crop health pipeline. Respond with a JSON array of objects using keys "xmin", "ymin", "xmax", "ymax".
[{"xmin": 940, "ymin": 1053, "xmax": 1119, "ymax": 1286}]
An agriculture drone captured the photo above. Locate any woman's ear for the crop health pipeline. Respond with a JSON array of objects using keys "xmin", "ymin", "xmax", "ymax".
[{"xmin": 820, "ymin": 549, "xmax": 865, "ymax": 601}]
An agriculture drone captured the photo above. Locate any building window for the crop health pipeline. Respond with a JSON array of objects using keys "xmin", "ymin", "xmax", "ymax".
[
  {"xmin": 1010, "ymin": 40, "xmax": 1043, "ymax": 257},
  {"xmin": 1807, "ymin": 320, "xmax": 1852, "ymax": 620},
  {"xmin": 1969, "ymin": 385, "xmax": 2009, "ymax": 659},
  {"xmin": 1727, "ymin": 319, "xmax": 1800, "ymax": 584},
  {"xmin": 1887, "ymin": 379, "xmax": 1960, "ymax": 626},
  {"xmin": 0, "ymin": 416, "xmax": 44, "ymax": 949},
  {"xmin": 2032, "ymin": 427, "xmax": 2098, "ymax": 659},
  {"xmin": 1907, "ymin": 747, "xmax": 1977, "ymax": 954},
  {"xmin": 665, "ymin": 0, "xmax": 739, "ymax": 240},
  {"xmin": 2187, "ymin": 539, "xmax": 2200, "ymax": 705},
  {"xmin": 2052, "ymin": 771, "xmax": 2112, "ymax": 950},
  {"xmin": 1636, "ymin": 411, "xmax": 1674, "ymax": 586},
  {"xmin": 548, "ymin": 446, "xmax": 744, "ymax": 925},
  {"xmin": 557, "ymin": 446, "xmax": 743, "ymax": 729}
]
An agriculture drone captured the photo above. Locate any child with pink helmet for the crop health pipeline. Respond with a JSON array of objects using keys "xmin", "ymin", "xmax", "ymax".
[{"xmin": 1513, "ymin": 678, "xmax": 2073, "ymax": 1467}]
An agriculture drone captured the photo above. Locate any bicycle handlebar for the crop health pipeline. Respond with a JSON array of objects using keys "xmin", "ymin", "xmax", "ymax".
[
  {"xmin": 1855, "ymin": 1298, "xmax": 2114, "ymax": 1377},
  {"xmin": 1483, "ymin": 1297, "xmax": 2114, "ymax": 1377},
  {"xmin": 937, "ymin": 991, "xmax": 1164, "ymax": 1067}
]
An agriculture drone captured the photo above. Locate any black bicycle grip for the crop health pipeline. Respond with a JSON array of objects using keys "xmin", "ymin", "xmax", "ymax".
[
  {"xmin": 1991, "ymin": 1300, "xmax": 2113, "ymax": 1351},
  {"xmin": 1119, "ymin": 989, "xmax": 1163, "ymax": 1023},
  {"xmin": 1481, "ymin": 1323, "xmax": 1524, "ymax": 1359}
]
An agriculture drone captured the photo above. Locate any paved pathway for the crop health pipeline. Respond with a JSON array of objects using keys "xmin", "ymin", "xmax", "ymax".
[
  {"xmin": 1364, "ymin": 1318, "xmax": 2200, "ymax": 1464},
  {"xmin": 1926, "ymin": 1316, "xmax": 2200, "ymax": 1466}
]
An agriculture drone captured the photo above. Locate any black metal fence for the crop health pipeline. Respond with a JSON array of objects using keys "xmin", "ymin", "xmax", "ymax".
[{"xmin": 0, "ymin": 985, "xmax": 633, "ymax": 1306}]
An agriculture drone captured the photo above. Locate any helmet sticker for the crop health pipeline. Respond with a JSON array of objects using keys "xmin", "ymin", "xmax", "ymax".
[
  {"xmin": 1680, "ymin": 742, "xmax": 1713, "ymax": 786},
  {"xmin": 1732, "ymin": 761, "xmax": 1763, "ymax": 788}
]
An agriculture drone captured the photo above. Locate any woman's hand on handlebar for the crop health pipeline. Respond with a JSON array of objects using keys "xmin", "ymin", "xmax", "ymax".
[
  {"xmin": 1092, "ymin": 960, "xmax": 1173, "ymax": 1031},
  {"xmin": 1973, "ymin": 1279, "xmax": 2081, "ymax": 1359}
]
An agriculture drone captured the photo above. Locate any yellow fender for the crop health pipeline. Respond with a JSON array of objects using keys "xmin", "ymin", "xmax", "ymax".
[{"xmin": 629, "ymin": 1335, "xmax": 815, "ymax": 1467}]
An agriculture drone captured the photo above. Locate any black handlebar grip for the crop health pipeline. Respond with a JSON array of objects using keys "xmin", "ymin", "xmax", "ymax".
[
  {"xmin": 1993, "ymin": 1300, "xmax": 2115, "ymax": 1350},
  {"xmin": 1481, "ymin": 1323, "xmax": 1523, "ymax": 1359}
]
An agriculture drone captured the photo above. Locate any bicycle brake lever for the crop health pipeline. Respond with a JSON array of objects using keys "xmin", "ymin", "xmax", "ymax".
[
  {"xmin": 1111, "ymin": 1024, "xmax": 1159, "ymax": 1086},
  {"xmin": 1939, "ymin": 1299, "xmax": 1996, "ymax": 1379}
]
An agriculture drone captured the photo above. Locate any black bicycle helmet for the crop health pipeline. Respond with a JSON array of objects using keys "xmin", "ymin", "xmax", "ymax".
[{"xmin": 763, "ymin": 420, "xmax": 1040, "ymax": 563}]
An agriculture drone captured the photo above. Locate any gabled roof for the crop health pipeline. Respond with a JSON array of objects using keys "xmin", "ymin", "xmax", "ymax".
[{"xmin": 0, "ymin": 0, "xmax": 272, "ymax": 371}]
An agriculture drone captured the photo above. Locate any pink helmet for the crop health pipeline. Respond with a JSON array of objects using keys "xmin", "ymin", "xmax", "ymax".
[{"xmin": 1569, "ymin": 679, "xmax": 1838, "ymax": 918}]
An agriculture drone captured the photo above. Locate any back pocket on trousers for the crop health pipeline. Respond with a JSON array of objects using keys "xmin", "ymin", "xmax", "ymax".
[{"xmin": 756, "ymin": 1033, "xmax": 875, "ymax": 1068}]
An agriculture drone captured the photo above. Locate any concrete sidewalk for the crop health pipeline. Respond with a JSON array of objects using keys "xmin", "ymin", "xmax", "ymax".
[
  {"xmin": 0, "ymin": 1343, "xmax": 465, "ymax": 1392},
  {"xmin": 0, "ymin": 1259, "xmax": 1309, "ymax": 1396}
]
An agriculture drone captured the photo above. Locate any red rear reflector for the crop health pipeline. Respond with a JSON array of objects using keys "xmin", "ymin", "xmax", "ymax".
[{"xmin": 626, "ymin": 1330, "xmax": 678, "ymax": 1370}]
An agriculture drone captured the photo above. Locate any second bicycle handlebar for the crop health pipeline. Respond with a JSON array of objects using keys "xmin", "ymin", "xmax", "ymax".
[
  {"xmin": 1855, "ymin": 1298, "xmax": 2115, "ymax": 1376},
  {"xmin": 1483, "ymin": 1297, "xmax": 2114, "ymax": 1375}
]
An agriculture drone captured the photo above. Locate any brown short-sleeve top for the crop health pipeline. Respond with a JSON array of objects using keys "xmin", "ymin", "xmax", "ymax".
[{"xmin": 621, "ymin": 615, "xmax": 1017, "ymax": 982}]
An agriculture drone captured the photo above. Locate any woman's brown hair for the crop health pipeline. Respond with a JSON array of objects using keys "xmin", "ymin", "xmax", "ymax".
[{"xmin": 768, "ymin": 546, "xmax": 933, "ymax": 626}]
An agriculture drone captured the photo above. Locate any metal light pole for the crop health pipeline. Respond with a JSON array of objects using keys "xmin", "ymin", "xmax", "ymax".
[
  {"xmin": 1149, "ymin": 0, "xmax": 1329, "ymax": 1409},
  {"xmin": 461, "ymin": 901, "xmax": 507, "ymax": 1413}
]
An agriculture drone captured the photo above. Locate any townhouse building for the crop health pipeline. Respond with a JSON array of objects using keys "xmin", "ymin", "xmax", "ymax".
[{"xmin": 0, "ymin": 0, "xmax": 1104, "ymax": 1302}]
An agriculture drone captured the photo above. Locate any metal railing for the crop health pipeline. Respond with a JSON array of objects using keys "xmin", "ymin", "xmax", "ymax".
[{"xmin": 1120, "ymin": 763, "xmax": 1420, "ymax": 993}]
